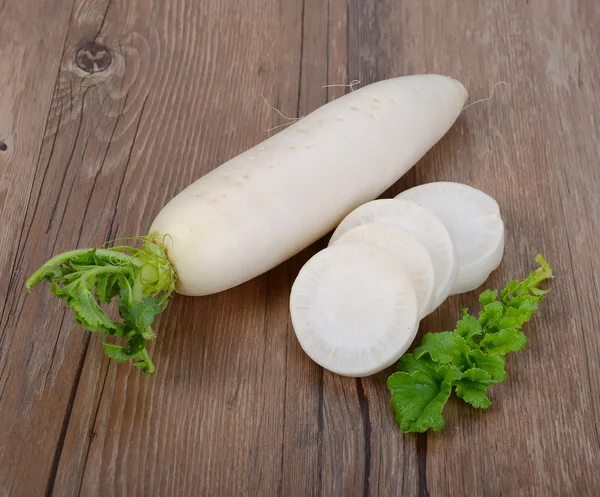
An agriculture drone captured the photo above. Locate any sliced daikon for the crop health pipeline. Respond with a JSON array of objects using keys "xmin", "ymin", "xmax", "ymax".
[
  {"xmin": 289, "ymin": 243, "xmax": 420, "ymax": 377},
  {"xmin": 329, "ymin": 199, "xmax": 458, "ymax": 311},
  {"xmin": 334, "ymin": 224, "xmax": 436, "ymax": 318},
  {"xmin": 397, "ymin": 182, "xmax": 504, "ymax": 294}
]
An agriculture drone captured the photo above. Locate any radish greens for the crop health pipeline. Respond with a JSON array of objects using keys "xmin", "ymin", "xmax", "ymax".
[
  {"xmin": 26, "ymin": 235, "xmax": 176, "ymax": 374},
  {"xmin": 388, "ymin": 254, "xmax": 552, "ymax": 433}
]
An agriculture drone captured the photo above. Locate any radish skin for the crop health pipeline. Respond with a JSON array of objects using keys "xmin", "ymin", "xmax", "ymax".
[{"xmin": 151, "ymin": 75, "xmax": 468, "ymax": 295}]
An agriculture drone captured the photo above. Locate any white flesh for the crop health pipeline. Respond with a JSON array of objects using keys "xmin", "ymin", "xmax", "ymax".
[
  {"xmin": 149, "ymin": 75, "xmax": 468, "ymax": 295},
  {"xmin": 334, "ymin": 224, "xmax": 436, "ymax": 318},
  {"xmin": 289, "ymin": 243, "xmax": 419, "ymax": 377},
  {"xmin": 397, "ymin": 182, "xmax": 504, "ymax": 294},
  {"xmin": 329, "ymin": 199, "xmax": 458, "ymax": 311}
]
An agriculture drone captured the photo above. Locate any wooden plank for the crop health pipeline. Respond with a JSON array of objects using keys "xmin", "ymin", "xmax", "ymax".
[
  {"xmin": 397, "ymin": 1, "xmax": 600, "ymax": 496},
  {"xmin": 51, "ymin": 0, "xmax": 307, "ymax": 495},
  {"xmin": 1, "ymin": 0, "xmax": 599, "ymax": 495},
  {"xmin": 0, "ymin": 1, "xmax": 81, "ymax": 495},
  {"xmin": 0, "ymin": 0, "xmax": 170, "ymax": 494}
]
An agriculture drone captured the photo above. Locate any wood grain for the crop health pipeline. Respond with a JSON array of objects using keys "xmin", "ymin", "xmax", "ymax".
[{"xmin": 1, "ymin": 0, "xmax": 599, "ymax": 495}]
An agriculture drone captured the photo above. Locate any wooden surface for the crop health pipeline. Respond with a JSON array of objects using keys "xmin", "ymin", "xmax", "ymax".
[{"xmin": 1, "ymin": 0, "xmax": 599, "ymax": 495}]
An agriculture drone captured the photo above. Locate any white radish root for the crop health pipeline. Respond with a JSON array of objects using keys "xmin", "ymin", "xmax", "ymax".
[{"xmin": 151, "ymin": 75, "xmax": 468, "ymax": 296}]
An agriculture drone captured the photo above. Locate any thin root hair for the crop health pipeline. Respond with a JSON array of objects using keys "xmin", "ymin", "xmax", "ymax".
[
  {"xmin": 260, "ymin": 93, "xmax": 302, "ymax": 121},
  {"xmin": 263, "ymin": 121, "xmax": 302, "ymax": 133},
  {"xmin": 322, "ymin": 79, "xmax": 361, "ymax": 92},
  {"xmin": 101, "ymin": 234, "xmax": 150, "ymax": 249},
  {"xmin": 462, "ymin": 81, "xmax": 509, "ymax": 111}
]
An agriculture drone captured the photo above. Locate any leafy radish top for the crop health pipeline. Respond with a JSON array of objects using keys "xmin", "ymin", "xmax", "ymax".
[
  {"xmin": 26, "ymin": 235, "xmax": 176, "ymax": 374},
  {"xmin": 388, "ymin": 254, "xmax": 553, "ymax": 433}
]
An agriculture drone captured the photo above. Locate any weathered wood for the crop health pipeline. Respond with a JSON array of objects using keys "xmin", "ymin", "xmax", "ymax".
[{"xmin": 0, "ymin": 0, "xmax": 599, "ymax": 495}]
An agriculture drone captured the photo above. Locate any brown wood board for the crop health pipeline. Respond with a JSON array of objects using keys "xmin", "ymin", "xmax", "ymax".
[{"xmin": 0, "ymin": 0, "xmax": 599, "ymax": 495}]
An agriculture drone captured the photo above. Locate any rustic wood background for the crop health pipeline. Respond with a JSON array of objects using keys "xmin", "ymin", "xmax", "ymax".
[{"xmin": 1, "ymin": 0, "xmax": 599, "ymax": 495}]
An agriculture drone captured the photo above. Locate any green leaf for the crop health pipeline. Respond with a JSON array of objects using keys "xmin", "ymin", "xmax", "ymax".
[
  {"xmin": 102, "ymin": 339, "xmax": 154, "ymax": 374},
  {"xmin": 388, "ymin": 365, "xmax": 462, "ymax": 433},
  {"xmin": 414, "ymin": 332, "xmax": 471, "ymax": 371},
  {"xmin": 95, "ymin": 272, "xmax": 121, "ymax": 303},
  {"xmin": 124, "ymin": 334, "xmax": 146, "ymax": 356},
  {"xmin": 68, "ymin": 249, "xmax": 99, "ymax": 269},
  {"xmin": 480, "ymin": 328, "xmax": 527, "ymax": 355},
  {"xmin": 388, "ymin": 254, "xmax": 553, "ymax": 432},
  {"xmin": 397, "ymin": 353, "xmax": 440, "ymax": 376},
  {"xmin": 102, "ymin": 342, "xmax": 131, "ymax": 363},
  {"xmin": 467, "ymin": 349, "xmax": 506, "ymax": 381},
  {"xmin": 56, "ymin": 277, "xmax": 124, "ymax": 335},
  {"xmin": 496, "ymin": 315, "xmax": 525, "ymax": 330},
  {"xmin": 500, "ymin": 280, "xmax": 519, "ymax": 303},
  {"xmin": 455, "ymin": 368, "xmax": 497, "ymax": 408},
  {"xmin": 478, "ymin": 289, "xmax": 497, "ymax": 307},
  {"xmin": 25, "ymin": 234, "xmax": 177, "ymax": 375},
  {"xmin": 118, "ymin": 295, "xmax": 164, "ymax": 339},
  {"xmin": 479, "ymin": 301, "xmax": 504, "ymax": 329},
  {"xmin": 455, "ymin": 311, "xmax": 483, "ymax": 341}
]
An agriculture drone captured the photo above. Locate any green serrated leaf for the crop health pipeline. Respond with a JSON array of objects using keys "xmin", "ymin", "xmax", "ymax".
[
  {"xmin": 467, "ymin": 349, "xmax": 506, "ymax": 381},
  {"xmin": 125, "ymin": 334, "xmax": 146, "ymax": 355},
  {"xmin": 479, "ymin": 301, "xmax": 504, "ymax": 329},
  {"xmin": 130, "ymin": 349, "xmax": 155, "ymax": 374},
  {"xmin": 118, "ymin": 295, "xmax": 164, "ymax": 337},
  {"xmin": 530, "ymin": 287, "xmax": 550, "ymax": 297},
  {"xmin": 68, "ymin": 249, "xmax": 98, "ymax": 267},
  {"xmin": 500, "ymin": 279, "xmax": 519, "ymax": 303},
  {"xmin": 414, "ymin": 332, "xmax": 471, "ymax": 370},
  {"xmin": 26, "ymin": 235, "xmax": 176, "ymax": 375},
  {"xmin": 496, "ymin": 315, "xmax": 524, "ymax": 329},
  {"xmin": 388, "ymin": 254, "xmax": 553, "ymax": 432},
  {"xmin": 61, "ymin": 277, "xmax": 124, "ymax": 335},
  {"xmin": 455, "ymin": 368, "xmax": 497, "ymax": 408},
  {"xmin": 481, "ymin": 328, "xmax": 527, "ymax": 355},
  {"xmin": 397, "ymin": 353, "xmax": 443, "ymax": 378},
  {"xmin": 102, "ymin": 342, "xmax": 131, "ymax": 363},
  {"xmin": 95, "ymin": 272, "xmax": 121, "ymax": 303},
  {"xmin": 478, "ymin": 289, "xmax": 498, "ymax": 307},
  {"xmin": 388, "ymin": 365, "xmax": 462, "ymax": 433},
  {"xmin": 455, "ymin": 311, "xmax": 483, "ymax": 341}
]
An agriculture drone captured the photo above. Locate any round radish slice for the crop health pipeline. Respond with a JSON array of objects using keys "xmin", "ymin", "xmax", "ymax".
[
  {"xmin": 290, "ymin": 243, "xmax": 420, "ymax": 377},
  {"xmin": 334, "ymin": 224, "xmax": 436, "ymax": 318},
  {"xmin": 329, "ymin": 199, "xmax": 458, "ymax": 311},
  {"xmin": 396, "ymin": 182, "xmax": 504, "ymax": 294}
]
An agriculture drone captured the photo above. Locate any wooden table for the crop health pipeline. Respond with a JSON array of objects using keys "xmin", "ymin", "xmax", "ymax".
[{"xmin": 1, "ymin": 0, "xmax": 599, "ymax": 495}]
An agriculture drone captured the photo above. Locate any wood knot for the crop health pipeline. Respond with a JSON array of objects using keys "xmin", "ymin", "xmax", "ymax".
[
  {"xmin": 0, "ymin": 143, "xmax": 7, "ymax": 152},
  {"xmin": 75, "ymin": 42, "xmax": 112, "ymax": 73}
]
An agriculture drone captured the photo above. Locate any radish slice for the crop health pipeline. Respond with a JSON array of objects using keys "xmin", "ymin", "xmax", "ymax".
[
  {"xmin": 397, "ymin": 182, "xmax": 504, "ymax": 294},
  {"xmin": 334, "ymin": 224, "xmax": 436, "ymax": 318},
  {"xmin": 290, "ymin": 243, "xmax": 420, "ymax": 377},
  {"xmin": 329, "ymin": 199, "xmax": 458, "ymax": 311}
]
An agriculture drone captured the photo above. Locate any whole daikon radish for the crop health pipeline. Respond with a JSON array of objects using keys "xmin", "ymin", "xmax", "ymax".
[{"xmin": 27, "ymin": 74, "xmax": 468, "ymax": 374}]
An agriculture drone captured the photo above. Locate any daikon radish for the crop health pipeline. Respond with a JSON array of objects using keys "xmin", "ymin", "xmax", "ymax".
[
  {"xmin": 334, "ymin": 224, "xmax": 436, "ymax": 318},
  {"xmin": 27, "ymin": 75, "xmax": 467, "ymax": 373},
  {"xmin": 397, "ymin": 182, "xmax": 504, "ymax": 294},
  {"xmin": 289, "ymin": 243, "xmax": 420, "ymax": 377}
]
